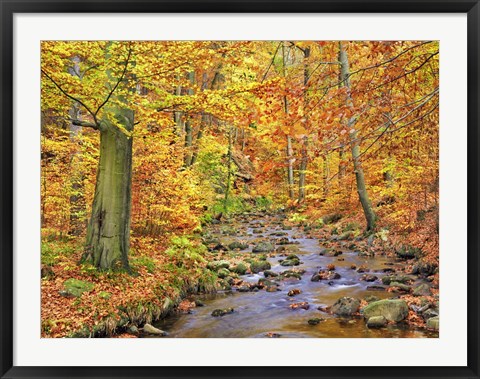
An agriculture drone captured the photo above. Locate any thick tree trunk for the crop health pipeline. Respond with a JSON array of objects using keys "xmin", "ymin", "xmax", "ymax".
[
  {"xmin": 339, "ymin": 42, "xmax": 377, "ymax": 231},
  {"xmin": 82, "ymin": 108, "xmax": 134, "ymax": 270}
]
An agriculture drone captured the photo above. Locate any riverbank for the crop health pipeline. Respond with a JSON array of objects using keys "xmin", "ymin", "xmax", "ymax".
[{"xmin": 41, "ymin": 234, "xmax": 219, "ymax": 338}]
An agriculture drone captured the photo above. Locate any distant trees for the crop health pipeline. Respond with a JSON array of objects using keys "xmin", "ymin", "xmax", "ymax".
[{"xmin": 41, "ymin": 40, "xmax": 439, "ymax": 271}]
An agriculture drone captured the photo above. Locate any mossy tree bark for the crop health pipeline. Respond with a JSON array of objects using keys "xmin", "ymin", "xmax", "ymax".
[
  {"xmin": 82, "ymin": 107, "xmax": 134, "ymax": 270},
  {"xmin": 339, "ymin": 42, "xmax": 377, "ymax": 231}
]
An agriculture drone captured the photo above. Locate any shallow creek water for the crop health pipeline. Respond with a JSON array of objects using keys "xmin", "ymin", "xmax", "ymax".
[{"xmin": 153, "ymin": 214, "xmax": 438, "ymax": 338}]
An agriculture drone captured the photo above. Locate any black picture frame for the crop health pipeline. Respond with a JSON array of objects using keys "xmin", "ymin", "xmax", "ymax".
[{"xmin": 1, "ymin": 1, "xmax": 479, "ymax": 378}]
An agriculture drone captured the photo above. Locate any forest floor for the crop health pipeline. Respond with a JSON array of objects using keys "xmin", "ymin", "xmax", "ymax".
[{"xmin": 41, "ymin": 208, "xmax": 439, "ymax": 338}]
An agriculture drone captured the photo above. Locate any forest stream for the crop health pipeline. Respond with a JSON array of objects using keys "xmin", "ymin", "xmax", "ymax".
[{"xmin": 150, "ymin": 212, "xmax": 438, "ymax": 338}]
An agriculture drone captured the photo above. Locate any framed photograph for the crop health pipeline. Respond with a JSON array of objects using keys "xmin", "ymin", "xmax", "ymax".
[{"xmin": 1, "ymin": 0, "xmax": 479, "ymax": 378}]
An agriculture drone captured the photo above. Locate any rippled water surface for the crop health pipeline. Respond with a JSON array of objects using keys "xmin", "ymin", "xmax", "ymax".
[{"xmin": 152, "ymin": 216, "xmax": 438, "ymax": 338}]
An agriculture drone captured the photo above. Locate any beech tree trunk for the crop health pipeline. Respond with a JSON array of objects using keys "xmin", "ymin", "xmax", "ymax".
[
  {"xmin": 184, "ymin": 71, "xmax": 195, "ymax": 167},
  {"xmin": 339, "ymin": 42, "xmax": 377, "ymax": 231},
  {"xmin": 68, "ymin": 57, "xmax": 85, "ymax": 236},
  {"xmin": 282, "ymin": 42, "xmax": 295, "ymax": 200},
  {"xmin": 224, "ymin": 125, "xmax": 233, "ymax": 212},
  {"xmin": 322, "ymin": 155, "xmax": 329, "ymax": 200},
  {"xmin": 82, "ymin": 108, "xmax": 134, "ymax": 270},
  {"xmin": 298, "ymin": 140, "xmax": 307, "ymax": 202},
  {"xmin": 298, "ymin": 46, "xmax": 310, "ymax": 203},
  {"xmin": 286, "ymin": 135, "xmax": 295, "ymax": 200},
  {"xmin": 174, "ymin": 81, "xmax": 184, "ymax": 136}
]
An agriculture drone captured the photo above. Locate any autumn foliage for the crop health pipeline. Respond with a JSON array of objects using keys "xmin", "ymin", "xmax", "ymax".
[{"xmin": 41, "ymin": 40, "xmax": 439, "ymax": 337}]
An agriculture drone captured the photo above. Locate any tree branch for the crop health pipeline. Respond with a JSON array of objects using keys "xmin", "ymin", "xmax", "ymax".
[
  {"xmin": 94, "ymin": 43, "xmax": 133, "ymax": 118},
  {"xmin": 70, "ymin": 119, "xmax": 98, "ymax": 130},
  {"xmin": 41, "ymin": 69, "xmax": 98, "ymax": 124}
]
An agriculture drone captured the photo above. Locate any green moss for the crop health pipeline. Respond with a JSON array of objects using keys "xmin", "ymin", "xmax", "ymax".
[
  {"xmin": 255, "ymin": 196, "xmax": 272, "ymax": 210},
  {"xmin": 396, "ymin": 245, "xmax": 422, "ymax": 260},
  {"xmin": 231, "ymin": 263, "xmax": 248, "ymax": 275},
  {"xmin": 41, "ymin": 241, "xmax": 76, "ymax": 266},
  {"xmin": 165, "ymin": 236, "xmax": 207, "ymax": 268},
  {"xmin": 98, "ymin": 291, "xmax": 112, "ymax": 299},
  {"xmin": 130, "ymin": 255, "xmax": 157, "ymax": 273},
  {"xmin": 62, "ymin": 278, "xmax": 95, "ymax": 297},
  {"xmin": 217, "ymin": 268, "xmax": 231, "ymax": 279}
]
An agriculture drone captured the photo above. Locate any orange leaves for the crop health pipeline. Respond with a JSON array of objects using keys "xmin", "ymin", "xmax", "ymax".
[{"xmin": 41, "ymin": 234, "xmax": 208, "ymax": 338}]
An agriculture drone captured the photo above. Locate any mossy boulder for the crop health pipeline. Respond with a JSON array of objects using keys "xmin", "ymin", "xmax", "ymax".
[
  {"xmin": 280, "ymin": 258, "xmax": 300, "ymax": 267},
  {"xmin": 252, "ymin": 241, "xmax": 274, "ymax": 253},
  {"xmin": 396, "ymin": 246, "xmax": 422, "ymax": 260},
  {"xmin": 216, "ymin": 279, "xmax": 231, "ymax": 290},
  {"xmin": 366, "ymin": 316, "xmax": 387, "ymax": 328},
  {"xmin": 426, "ymin": 316, "xmax": 439, "ymax": 331},
  {"xmin": 281, "ymin": 271, "xmax": 302, "ymax": 280},
  {"xmin": 212, "ymin": 308, "xmax": 234, "ymax": 317},
  {"xmin": 231, "ymin": 263, "xmax": 248, "ymax": 275},
  {"xmin": 411, "ymin": 261, "xmax": 438, "ymax": 276},
  {"xmin": 276, "ymin": 245, "xmax": 300, "ymax": 254},
  {"xmin": 362, "ymin": 299, "xmax": 409, "ymax": 322},
  {"xmin": 319, "ymin": 248, "xmax": 342, "ymax": 257},
  {"xmin": 270, "ymin": 231, "xmax": 288, "ymax": 237},
  {"xmin": 381, "ymin": 275, "xmax": 415, "ymax": 285},
  {"xmin": 207, "ymin": 260, "xmax": 230, "ymax": 271},
  {"xmin": 60, "ymin": 278, "xmax": 95, "ymax": 298},
  {"xmin": 143, "ymin": 323, "xmax": 167, "ymax": 336},
  {"xmin": 217, "ymin": 268, "xmax": 231, "ymax": 279},
  {"xmin": 413, "ymin": 283, "xmax": 431, "ymax": 296},
  {"xmin": 228, "ymin": 241, "xmax": 249, "ymax": 250},
  {"xmin": 331, "ymin": 297, "xmax": 360, "ymax": 316},
  {"xmin": 388, "ymin": 282, "xmax": 412, "ymax": 292},
  {"xmin": 276, "ymin": 237, "xmax": 291, "ymax": 245},
  {"xmin": 264, "ymin": 270, "xmax": 279, "ymax": 278},
  {"xmin": 250, "ymin": 260, "xmax": 271, "ymax": 273}
]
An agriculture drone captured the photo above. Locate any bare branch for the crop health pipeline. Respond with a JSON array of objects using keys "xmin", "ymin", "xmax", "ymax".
[
  {"xmin": 261, "ymin": 42, "xmax": 282, "ymax": 83},
  {"xmin": 94, "ymin": 43, "xmax": 133, "ymax": 118},
  {"xmin": 41, "ymin": 69, "xmax": 98, "ymax": 124},
  {"xmin": 71, "ymin": 119, "xmax": 98, "ymax": 130}
]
